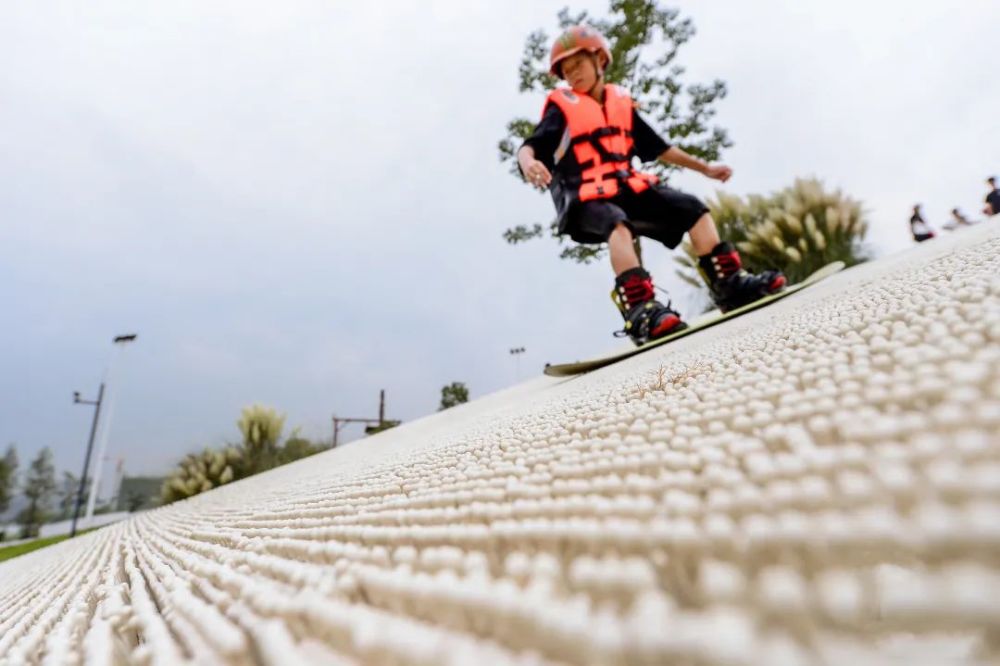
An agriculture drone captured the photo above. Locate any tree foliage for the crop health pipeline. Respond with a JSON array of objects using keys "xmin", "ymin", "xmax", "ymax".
[
  {"xmin": 0, "ymin": 444, "xmax": 18, "ymax": 516},
  {"xmin": 499, "ymin": 0, "xmax": 731, "ymax": 263},
  {"xmin": 439, "ymin": 382, "xmax": 470, "ymax": 411},
  {"xmin": 278, "ymin": 434, "xmax": 325, "ymax": 465},
  {"xmin": 161, "ymin": 406, "xmax": 327, "ymax": 505},
  {"xmin": 59, "ymin": 472, "xmax": 80, "ymax": 518},
  {"xmin": 19, "ymin": 447, "xmax": 56, "ymax": 538},
  {"xmin": 126, "ymin": 490, "xmax": 147, "ymax": 513}
]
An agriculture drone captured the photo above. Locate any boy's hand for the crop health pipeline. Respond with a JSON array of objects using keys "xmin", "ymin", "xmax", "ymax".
[
  {"xmin": 704, "ymin": 164, "xmax": 732, "ymax": 183},
  {"xmin": 522, "ymin": 159, "xmax": 552, "ymax": 190}
]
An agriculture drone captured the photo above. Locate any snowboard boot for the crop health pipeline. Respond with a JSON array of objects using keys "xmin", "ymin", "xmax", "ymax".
[
  {"xmin": 699, "ymin": 241, "xmax": 787, "ymax": 313},
  {"xmin": 611, "ymin": 267, "xmax": 687, "ymax": 346}
]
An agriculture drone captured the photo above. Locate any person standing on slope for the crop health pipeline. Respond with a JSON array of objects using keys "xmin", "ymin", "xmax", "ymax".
[
  {"xmin": 516, "ymin": 25, "xmax": 785, "ymax": 346},
  {"xmin": 984, "ymin": 176, "xmax": 999, "ymax": 217},
  {"xmin": 910, "ymin": 204, "xmax": 935, "ymax": 242}
]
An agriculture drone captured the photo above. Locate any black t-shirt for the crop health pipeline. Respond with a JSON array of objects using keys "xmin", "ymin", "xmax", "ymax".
[
  {"xmin": 986, "ymin": 188, "xmax": 1000, "ymax": 216},
  {"xmin": 520, "ymin": 101, "xmax": 671, "ymax": 175}
]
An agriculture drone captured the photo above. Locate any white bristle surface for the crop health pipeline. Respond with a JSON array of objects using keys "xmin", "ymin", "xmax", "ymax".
[{"xmin": 2, "ymin": 226, "xmax": 999, "ymax": 665}]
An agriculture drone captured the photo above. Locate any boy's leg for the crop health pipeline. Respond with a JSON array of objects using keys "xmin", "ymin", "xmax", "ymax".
[
  {"xmin": 607, "ymin": 222, "xmax": 685, "ymax": 345},
  {"xmin": 687, "ymin": 212, "xmax": 721, "ymax": 255},
  {"xmin": 563, "ymin": 200, "xmax": 683, "ymax": 344},
  {"xmin": 627, "ymin": 185, "xmax": 786, "ymax": 312},
  {"xmin": 608, "ymin": 222, "xmax": 641, "ymax": 274},
  {"xmin": 691, "ymin": 218, "xmax": 787, "ymax": 312}
]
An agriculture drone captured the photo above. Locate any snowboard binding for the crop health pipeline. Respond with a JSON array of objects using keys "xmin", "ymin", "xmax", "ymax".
[{"xmin": 611, "ymin": 267, "xmax": 687, "ymax": 346}]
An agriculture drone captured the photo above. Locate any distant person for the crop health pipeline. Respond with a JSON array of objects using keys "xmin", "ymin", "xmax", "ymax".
[
  {"xmin": 909, "ymin": 204, "xmax": 934, "ymax": 242},
  {"xmin": 984, "ymin": 176, "xmax": 999, "ymax": 217},
  {"xmin": 950, "ymin": 208, "xmax": 974, "ymax": 228}
]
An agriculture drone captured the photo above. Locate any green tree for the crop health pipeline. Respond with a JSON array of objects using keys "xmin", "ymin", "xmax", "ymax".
[
  {"xmin": 439, "ymin": 382, "xmax": 470, "ymax": 411},
  {"xmin": 499, "ymin": 0, "xmax": 731, "ymax": 263},
  {"xmin": 277, "ymin": 432, "xmax": 327, "ymax": 465},
  {"xmin": 57, "ymin": 471, "xmax": 86, "ymax": 519},
  {"xmin": 125, "ymin": 490, "xmax": 147, "ymax": 513},
  {"xmin": 19, "ymin": 447, "xmax": 57, "ymax": 538},
  {"xmin": 0, "ymin": 444, "xmax": 18, "ymax": 516},
  {"xmin": 675, "ymin": 177, "xmax": 870, "ymax": 290}
]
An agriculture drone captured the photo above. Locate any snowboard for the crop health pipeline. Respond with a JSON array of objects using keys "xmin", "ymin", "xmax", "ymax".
[{"xmin": 543, "ymin": 261, "xmax": 846, "ymax": 377}]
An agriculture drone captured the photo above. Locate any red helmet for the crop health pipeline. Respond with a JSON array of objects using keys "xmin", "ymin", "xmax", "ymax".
[{"xmin": 549, "ymin": 25, "xmax": 612, "ymax": 79}]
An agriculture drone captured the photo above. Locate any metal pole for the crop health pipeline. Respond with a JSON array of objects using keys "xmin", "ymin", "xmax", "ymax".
[
  {"xmin": 85, "ymin": 392, "xmax": 114, "ymax": 520},
  {"xmin": 378, "ymin": 390, "xmax": 385, "ymax": 426},
  {"xmin": 86, "ymin": 335, "xmax": 136, "ymax": 522},
  {"xmin": 510, "ymin": 347, "xmax": 525, "ymax": 381},
  {"xmin": 109, "ymin": 457, "xmax": 124, "ymax": 510},
  {"xmin": 70, "ymin": 383, "xmax": 104, "ymax": 538}
]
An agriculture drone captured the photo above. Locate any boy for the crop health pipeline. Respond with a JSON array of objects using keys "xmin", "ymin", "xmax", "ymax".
[{"xmin": 517, "ymin": 26, "xmax": 785, "ymax": 346}]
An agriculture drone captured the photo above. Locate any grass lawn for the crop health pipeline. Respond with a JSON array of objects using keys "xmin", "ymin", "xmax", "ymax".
[{"xmin": 0, "ymin": 529, "xmax": 98, "ymax": 563}]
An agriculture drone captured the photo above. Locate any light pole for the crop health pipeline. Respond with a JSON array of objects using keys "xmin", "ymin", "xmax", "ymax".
[
  {"xmin": 84, "ymin": 334, "xmax": 137, "ymax": 523},
  {"xmin": 108, "ymin": 457, "xmax": 125, "ymax": 511},
  {"xmin": 70, "ymin": 385, "xmax": 103, "ymax": 538},
  {"xmin": 509, "ymin": 347, "xmax": 526, "ymax": 381}
]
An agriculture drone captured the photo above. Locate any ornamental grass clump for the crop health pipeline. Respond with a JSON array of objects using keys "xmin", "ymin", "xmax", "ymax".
[{"xmin": 677, "ymin": 177, "xmax": 869, "ymax": 287}]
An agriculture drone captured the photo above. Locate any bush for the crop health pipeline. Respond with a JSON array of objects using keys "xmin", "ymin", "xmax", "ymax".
[
  {"xmin": 676, "ymin": 177, "xmax": 870, "ymax": 290},
  {"xmin": 237, "ymin": 404, "xmax": 286, "ymax": 475},
  {"xmin": 161, "ymin": 447, "xmax": 242, "ymax": 505},
  {"xmin": 161, "ymin": 407, "xmax": 330, "ymax": 505},
  {"xmin": 277, "ymin": 436, "xmax": 326, "ymax": 465}
]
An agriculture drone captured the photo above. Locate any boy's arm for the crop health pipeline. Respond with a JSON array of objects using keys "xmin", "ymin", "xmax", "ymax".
[
  {"xmin": 632, "ymin": 110, "xmax": 731, "ymax": 182},
  {"xmin": 517, "ymin": 104, "xmax": 565, "ymax": 189},
  {"xmin": 518, "ymin": 145, "xmax": 552, "ymax": 190},
  {"xmin": 516, "ymin": 144, "xmax": 537, "ymax": 168},
  {"xmin": 657, "ymin": 145, "xmax": 732, "ymax": 182}
]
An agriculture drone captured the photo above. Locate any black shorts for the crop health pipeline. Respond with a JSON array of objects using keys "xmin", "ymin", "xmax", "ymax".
[{"xmin": 563, "ymin": 184, "xmax": 709, "ymax": 248}]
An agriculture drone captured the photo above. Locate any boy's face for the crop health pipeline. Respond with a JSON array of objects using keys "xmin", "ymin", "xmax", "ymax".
[{"xmin": 561, "ymin": 52, "xmax": 600, "ymax": 93}]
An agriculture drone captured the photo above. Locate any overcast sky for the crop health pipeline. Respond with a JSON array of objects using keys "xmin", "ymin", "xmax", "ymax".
[{"xmin": 2, "ymin": 1, "xmax": 997, "ymax": 497}]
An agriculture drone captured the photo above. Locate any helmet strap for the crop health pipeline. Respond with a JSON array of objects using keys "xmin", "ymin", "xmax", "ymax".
[
  {"xmin": 588, "ymin": 53, "xmax": 607, "ymax": 99},
  {"xmin": 592, "ymin": 51, "xmax": 606, "ymax": 78}
]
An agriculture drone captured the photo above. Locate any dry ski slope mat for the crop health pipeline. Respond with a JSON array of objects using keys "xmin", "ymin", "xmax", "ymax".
[{"xmin": 1, "ymin": 225, "xmax": 999, "ymax": 664}]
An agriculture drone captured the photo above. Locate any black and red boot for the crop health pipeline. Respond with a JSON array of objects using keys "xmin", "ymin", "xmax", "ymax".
[
  {"xmin": 699, "ymin": 242, "xmax": 786, "ymax": 313},
  {"xmin": 611, "ymin": 267, "xmax": 687, "ymax": 346}
]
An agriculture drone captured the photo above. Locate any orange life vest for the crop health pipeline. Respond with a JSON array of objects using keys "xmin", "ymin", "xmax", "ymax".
[{"xmin": 546, "ymin": 84, "xmax": 658, "ymax": 201}]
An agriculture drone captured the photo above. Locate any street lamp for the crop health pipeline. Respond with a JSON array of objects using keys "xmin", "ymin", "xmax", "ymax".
[
  {"xmin": 70, "ymin": 333, "xmax": 137, "ymax": 536},
  {"xmin": 509, "ymin": 347, "xmax": 526, "ymax": 381},
  {"xmin": 70, "ymin": 385, "xmax": 103, "ymax": 537}
]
